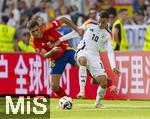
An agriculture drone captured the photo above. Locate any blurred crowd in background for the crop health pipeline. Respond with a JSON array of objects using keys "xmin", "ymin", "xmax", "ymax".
[{"xmin": 0, "ymin": 0, "xmax": 150, "ymax": 52}]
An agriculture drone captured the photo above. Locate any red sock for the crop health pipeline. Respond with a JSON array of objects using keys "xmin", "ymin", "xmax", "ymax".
[
  {"xmin": 55, "ymin": 87, "xmax": 67, "ymax": 97},
  {"xmin": 107, "ymin": 79, "xmax": 113, "ymax": 88}
]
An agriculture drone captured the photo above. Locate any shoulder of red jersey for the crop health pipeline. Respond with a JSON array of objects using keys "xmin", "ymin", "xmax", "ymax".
[
  {"xmin": 52, "ymin": 20, "xmax": 61, "ymax": 28},
  {"xmin": 40, "ymin": 20, "xmax": 61, "ymax": 32},
  {"xmin": 40, "ymin": 23, "xmax": 53, "ymax": 32}
]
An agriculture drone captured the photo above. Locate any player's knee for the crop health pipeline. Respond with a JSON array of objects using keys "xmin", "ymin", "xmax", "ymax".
[
  {"xmin": 78, "ymin": 56, "xmax": 87, "ymax": 66},
  {"xmin": 101, "ymin": 80, "xmax": 107, "ymax": 89},
  {"xmin": 101, "ymin": 78, "xmax": 107, "ymax": 89},
  {"xmin": 96, "ymin": 75, "xmax": 107, "ymax": 89}
]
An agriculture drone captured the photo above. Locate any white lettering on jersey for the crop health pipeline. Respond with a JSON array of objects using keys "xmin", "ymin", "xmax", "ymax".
[{"xmin": 77, "ymin": 23, "xmax": 111, "ymax": 53}]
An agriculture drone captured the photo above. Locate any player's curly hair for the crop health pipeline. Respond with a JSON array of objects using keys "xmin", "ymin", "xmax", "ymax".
[
  {"xmin": 27, "ymin": 20, "xmax": 39, "ymax": 30},
  {"xmin": 99, "ymin": 11, "xmax": 109, "ymax": 19}
]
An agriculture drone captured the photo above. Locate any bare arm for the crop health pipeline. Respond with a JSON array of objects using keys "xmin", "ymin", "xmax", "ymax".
[
  {"xmin": 59, "ymin": 17, "xmax": 83, "ymax": 36},
  {"xmin": 14, "ymin": 40, "xmax": 20, "ymax": 51},
  {"xmin": 59, "ymin": 30, "xmax": 79, "ymax": 41},
  {"xmin": 106, "ymin": 40, "xmax": 116, "ymax": 69},
  {"xmin": 112, "ymin": 27, "xmax": 120, "ymax": 45},
  {"xmin": 44, "ymin": 47, "xmax": 62, "ymax": 58},
  {"xmin": 39, "ymin": 49, "xmax": 47, "ymax": 57},
  {"xmin": 107, "ymin": 40, "xmax": 120, "ymax": 75},
  {"xmin": 39, "ymin": 48, "xmax": 55, "ymax": 58},
  {"xmin": 35, "ymin": 48, "xmax": 49, "ymax": 58}
]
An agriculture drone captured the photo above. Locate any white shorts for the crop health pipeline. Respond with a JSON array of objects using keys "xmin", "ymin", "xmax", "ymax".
[{"xmin": 76, "ymin": 49, "xmax": 106, "ymax": 77}]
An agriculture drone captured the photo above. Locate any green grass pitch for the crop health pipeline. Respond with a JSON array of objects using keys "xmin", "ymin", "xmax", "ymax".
[
  {"xmin": 0, "ymin": 97, "xmax": 150, "ymax": 119},
  {"xmin": 50, "ymin": 99, "xmax": 150, "ymax": 119}
]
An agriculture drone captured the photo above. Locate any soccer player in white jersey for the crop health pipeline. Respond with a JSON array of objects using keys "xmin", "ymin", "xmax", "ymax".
[
  {"xmin": 77, "ymin": 11, "xmax": 119, "ymax": 108},
  {"xmin": 54, "ymin": 11, "xmax": 119, "ymax": 108}
]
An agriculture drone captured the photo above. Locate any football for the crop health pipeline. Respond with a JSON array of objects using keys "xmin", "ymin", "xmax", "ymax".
[{"xmin": 59, "ymin": 96, "xmax": 73, "ymax": 109}]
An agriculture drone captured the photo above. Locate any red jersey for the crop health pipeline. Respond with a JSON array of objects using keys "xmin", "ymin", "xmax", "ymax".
[{"xmin": 30, "ymin": 20, "xmax": 68, "ymax": 60}]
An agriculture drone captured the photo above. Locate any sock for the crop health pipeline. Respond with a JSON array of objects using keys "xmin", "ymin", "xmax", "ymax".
[
  {"xmin": 55, "ymin": 87, "xmax": 67, "ymax": 97},
  {"xmin": 95, "ymin": 86, "xmax": 106, "ymax": 104},
  {"xmin": 79, "ymin": 65, "xmax": 87, "ymax": 93}
]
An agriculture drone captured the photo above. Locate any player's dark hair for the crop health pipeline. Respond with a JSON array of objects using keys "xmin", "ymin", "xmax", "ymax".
[
  {"xmin": 99, "ymin": 11, "xmax": 109, "ymax": 19},
  {"xmin": 27, "ymin": 20, "xmax": 39, "ymax": 30},
  {"xmin": 119, "ymin": 8, "xmax": 128, "ymax": 14}
]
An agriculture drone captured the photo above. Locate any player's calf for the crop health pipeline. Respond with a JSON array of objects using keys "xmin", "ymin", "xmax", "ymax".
[
  {"xmin": 77, "ymin": 56, "xmax": 87, "ymax": 99},
  {"xmin": 51, "ymin": 84, "xmax": 66, "ymax": 97},
  {"xmin": 97, "ymin": 76, "xmax": 107, "ymax": 89},
  {"xmin": 50, "ymin": 74, "xmax": 67, "ymax": 97},
  {"xmin": 91, "ymin": 77, "xmax": 118, "ymax": 94}
]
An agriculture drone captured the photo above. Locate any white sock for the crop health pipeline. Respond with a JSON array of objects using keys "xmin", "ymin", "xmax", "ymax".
[
  {"xmin": 79, "ymin": 65, "xmax": 87, "ymax": 93},
  {"xmin": 95, "ymin": 86, "xmax": 106, "ymax": 104}
]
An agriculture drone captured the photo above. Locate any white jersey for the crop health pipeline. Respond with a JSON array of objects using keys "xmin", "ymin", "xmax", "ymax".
[
  {"xmin": 76, "ymin": 21, "xmax": 116, "ymax": 72},
  {"xmin": 58, "ymin": 20, "xmax": 116, "ymax": 71},
  {"xmin": 77, "ymin": 21, "xmax": 112, "ymax": 53}
]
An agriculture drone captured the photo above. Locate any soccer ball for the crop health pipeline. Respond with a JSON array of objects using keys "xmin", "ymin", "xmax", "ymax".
[{"xmin": 59, "ymin": 96, "xmax": 73, "ymax": 109}]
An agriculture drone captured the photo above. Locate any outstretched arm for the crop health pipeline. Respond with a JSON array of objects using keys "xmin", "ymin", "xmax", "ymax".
[
  {"xmin": 59, "ymin": 30, "xmax": 79, "ymax": 42},
  {"xmin": 44, "ymin": 47, "xmax": 62, "ymax": 58},
  {"xmin": 106, "ymin": 40, "xmax": 120, "ymax": 75},
  {"xmin": 107, "ymin": 40, "xmax": 116, "ymax": 69},
  {"xmin": 59, "ymin": 17, "xmax": 83, "ymax": 36},
  {"xmin": 53, "ymin": 28, "xmax": 83, "ymax": 46}
]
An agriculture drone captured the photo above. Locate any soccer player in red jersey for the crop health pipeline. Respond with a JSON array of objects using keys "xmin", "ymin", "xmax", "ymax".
[{"xmin": 27, "ymin": 17, "xmax": 83, "ymax": 97}]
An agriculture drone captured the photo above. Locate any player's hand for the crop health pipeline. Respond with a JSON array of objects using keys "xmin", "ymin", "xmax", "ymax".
[
  {"xmin": 49, "ymin": 40, "xmax": 61, "ymax": 48},
  {"xmin": 44, "ymin": 47, "xmax": 62, "ymax": 58},
  {"xmin": 113, "ymin": 68, "xmax": 120, "ymax": 75}
]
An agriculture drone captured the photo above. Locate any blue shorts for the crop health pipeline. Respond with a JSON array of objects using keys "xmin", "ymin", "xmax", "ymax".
[{"xmin": 50, "ymin": 48, "xmax": 76, "ymax": 74}]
